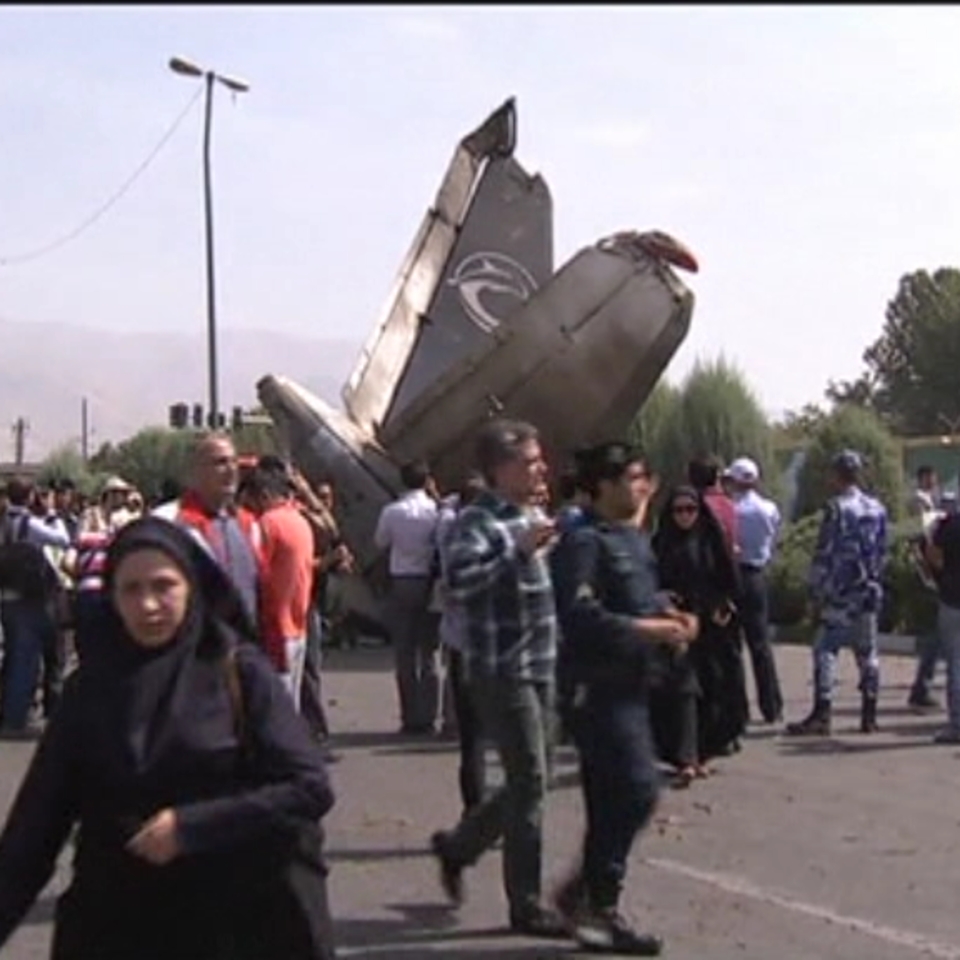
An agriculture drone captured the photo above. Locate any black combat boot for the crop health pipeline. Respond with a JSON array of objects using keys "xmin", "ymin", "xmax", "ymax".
[
  {"xmin": 785, "ymin": 699, "xmax": 831, "ymax": 737},
  {"xmin": 860, "ymin": 694, "xmax": 879, "ymax": 733}
]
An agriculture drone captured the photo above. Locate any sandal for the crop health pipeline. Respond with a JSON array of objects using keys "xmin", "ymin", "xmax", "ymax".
[{"xmin": 672, "ymin": 766, "xmax": 697, "ymax": 789}]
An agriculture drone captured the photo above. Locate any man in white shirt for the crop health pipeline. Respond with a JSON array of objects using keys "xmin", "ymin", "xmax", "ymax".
[
  {"xmin": 726, "ymin": 456, "xmax": 784, "ymax": 724},
  {"xmin": 375, "ymin": 460, "xmax": 441, "ymax": 734}
]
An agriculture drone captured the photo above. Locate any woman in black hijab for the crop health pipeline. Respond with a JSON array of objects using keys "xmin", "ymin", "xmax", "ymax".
[
  {"xmin": 0, "ymin": 517, "xmax": 336, "ymax": 960},
  {"xmin": 652, "ymin": 486, "xmax": 748, "ymax": 780}
]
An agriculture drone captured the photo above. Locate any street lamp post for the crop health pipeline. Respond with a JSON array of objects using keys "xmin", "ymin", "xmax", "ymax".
[{"xmin": 168, "ymin": 56, "xmax": 249, "ymax": 431}]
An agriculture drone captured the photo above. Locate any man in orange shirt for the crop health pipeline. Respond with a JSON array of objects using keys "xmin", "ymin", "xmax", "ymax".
[{"xmin": 245, "ymin": 467, "xmax": 315, "ymax": 710}]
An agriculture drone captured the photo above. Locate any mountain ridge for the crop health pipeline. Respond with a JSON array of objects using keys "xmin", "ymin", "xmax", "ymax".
[{"xmin": 0, "ymin": 317, "xmax": 363, "ymax": 460}]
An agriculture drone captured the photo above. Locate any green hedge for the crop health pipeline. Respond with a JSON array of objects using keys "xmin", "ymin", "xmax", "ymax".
[{"xmin": 768, "ymin": 518, "xmax": 937, "ymax": 636}]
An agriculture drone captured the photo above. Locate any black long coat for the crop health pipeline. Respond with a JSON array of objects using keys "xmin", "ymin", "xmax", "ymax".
[{"xmin": 0, "ymin": 645, "xmax": 336, "ymax": 960}]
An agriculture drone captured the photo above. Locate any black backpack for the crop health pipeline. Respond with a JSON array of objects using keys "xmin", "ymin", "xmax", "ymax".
[{"xmin": 0, "ymin": 513, "xmax": 59, "ymax": 602}]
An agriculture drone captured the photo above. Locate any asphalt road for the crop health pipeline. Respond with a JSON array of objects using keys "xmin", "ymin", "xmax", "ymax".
[{"xmin": 3, "ymin": 644, "xmax": 960, "ymax": 959}]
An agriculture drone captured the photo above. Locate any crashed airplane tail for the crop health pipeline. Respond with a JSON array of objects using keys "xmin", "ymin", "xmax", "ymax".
[
  {"xmin": 258, "ymin": 98, "xmax": 697, "ymax": 632},
  {"xmin": 341, "ymin": 98, "xmax": 553, "ymax": 442}
]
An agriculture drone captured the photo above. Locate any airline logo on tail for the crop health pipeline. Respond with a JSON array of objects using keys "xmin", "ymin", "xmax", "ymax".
[{"xmin": 448, "ymin": 251, "xmax": 539, "ymax": 334}]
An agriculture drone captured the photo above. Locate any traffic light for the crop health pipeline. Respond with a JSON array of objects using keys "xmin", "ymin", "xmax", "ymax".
[
  {"xmin": 231, "ymin": 406, "xmax": 244, "ymax": 432},
  {"xmin": 192, "ymin": 404, "xmax": 204, "ymax": 429},
  {"xmin": 168, "ymin": 402, "xmax": 189, "ymax": 429}
]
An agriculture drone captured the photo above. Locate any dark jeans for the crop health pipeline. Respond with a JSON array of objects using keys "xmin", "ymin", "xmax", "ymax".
[
  {"xmin": 388, "ymin": 576, "xmax": 440, "ymax": 730},
  {"xmin": 42, "ymin": 598, "xmax": 67, "ymax": 719},
  {"xmin": 0, "ymin": 598, "xmax": 57, "ymax": 731},
  {"xmin": 739, "ymin": 566, "xmax": 783, "ymax": 722},
  {"xmin": 573, "ymin": 694, "xmax": 660, "ymax": 911},
  {"xmin": 73, "ymin": 590, "xmax": 106, "ymax": 664},
  {"xmin": 911, "ymin": 629, "xmax": 941, "ymax": 697},
  {"xmin": 444, "ymin": 675, "xmax": 554, "ymax": 919},
  {"xmin": 448, "ymin": 649, "xmax": 486, "ymax": 812},
  {"xmin": 301, "ymin": 606, "xmax": 330, "ymax": 740}
]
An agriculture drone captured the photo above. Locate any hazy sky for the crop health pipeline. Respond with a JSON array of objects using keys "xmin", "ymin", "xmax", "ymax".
[{"xmin": 2, "ymin": 4, "xmax": 960, "ymax": 420}]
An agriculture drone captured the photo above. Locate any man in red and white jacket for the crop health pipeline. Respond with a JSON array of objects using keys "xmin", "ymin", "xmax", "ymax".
[{"xmin": 154, "ymin": 433, "xmax": 263, "ymax": 626}]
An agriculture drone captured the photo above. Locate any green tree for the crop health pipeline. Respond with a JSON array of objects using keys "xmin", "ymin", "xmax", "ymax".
[
  {"xmin": 232, "ymin": 421, "xmax": 280, "ymax": 458},
  {"xmin": 629, "ymin": 380, "xmax": 679, "ymax": 452},
  {"xmin": 91, "ymin": 428, "xmax": 196, "ymax": 500},
  {"xmin": 776, "ymin": 403, "xmax": 828, "ymax": 441},
  {"xmin": 827, "ymin": 267, "xmax": 960, "ymax": 435},
  {"xmin": 637, "ymin": 357, "xmax": 774, "ymax": 493},
  {"xmin": 793, "ymin": 405, "xmax": 904, "ymax": 521},
  {"xmin": 37, "ymin": 443, "xmax": 103, "ymax": 496},
  {"xmin": 88, "ymin": 416, "xmax": 279, "ymax": 501}
]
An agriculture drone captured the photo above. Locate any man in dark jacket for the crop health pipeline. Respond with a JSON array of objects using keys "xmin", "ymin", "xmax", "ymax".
[{"xmin": 551, "ymin": 442, "xmax": 697, "ymax": 956}]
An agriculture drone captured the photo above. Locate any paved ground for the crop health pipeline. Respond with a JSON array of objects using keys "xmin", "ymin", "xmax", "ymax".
[{"xmin": 4, "ymin": 643, "xmax": 960, "ymax": 959}]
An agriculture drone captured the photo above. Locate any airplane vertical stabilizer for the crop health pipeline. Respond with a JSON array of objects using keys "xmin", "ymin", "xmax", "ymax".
[{"xmin": 341, "ymin": 99, "xmax": 553, "ymax": 437}]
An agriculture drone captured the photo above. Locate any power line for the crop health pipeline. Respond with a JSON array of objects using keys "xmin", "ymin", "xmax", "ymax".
[{"xmin": 0, "ymin": 86, "xmax": 204, "ymax": 267}]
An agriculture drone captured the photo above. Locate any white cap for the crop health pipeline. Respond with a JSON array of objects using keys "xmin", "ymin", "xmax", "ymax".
[
  {"xmin": 102, "ymin": 475, "xmax": 133, "ymax": 494},
  {"xmin": 725, "ymin": 457, "xmax": 760, "ymax": 485}
]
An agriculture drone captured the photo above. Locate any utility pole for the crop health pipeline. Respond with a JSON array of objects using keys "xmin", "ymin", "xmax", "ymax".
[
  {"xmin": 12, "ymin": 417, "xmax": 28, "ymax": 466},
  {"xmin": 81, "ymin": 397, "xmax": 90, "ymax": 462},
  {"xmin": 168, "ymin": 56, "xmax": 250, "ymax": 438}
]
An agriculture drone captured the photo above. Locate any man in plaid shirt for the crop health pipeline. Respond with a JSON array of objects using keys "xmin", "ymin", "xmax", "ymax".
[{"xmin": 430, "ymin": 419, "xmax": 567, "ymax": 941}]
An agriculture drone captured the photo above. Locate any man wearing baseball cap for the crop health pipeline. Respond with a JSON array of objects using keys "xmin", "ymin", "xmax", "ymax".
[
  {"xmin": 786, "ymin": 450, "xmax": 888, "ymax": 736},
  {"xmin": 725, "ymin": 456, "xmax": 784, "ymax": 724}
]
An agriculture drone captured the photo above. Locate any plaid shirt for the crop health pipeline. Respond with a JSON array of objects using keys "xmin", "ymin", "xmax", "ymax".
[{"xmin": 444, "ymin": 490, "xmax": 557, "ymax": 683}]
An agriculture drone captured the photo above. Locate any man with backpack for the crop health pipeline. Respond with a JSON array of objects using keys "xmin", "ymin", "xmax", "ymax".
[{"xmin": 0, "ymin": 478, "xmax": 71, "ymax": 739}]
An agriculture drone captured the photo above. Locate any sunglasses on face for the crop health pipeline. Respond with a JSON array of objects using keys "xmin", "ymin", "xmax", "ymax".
[{"xmin": 673, "ymin": 503, "xmax": 698, "ymax": 516}]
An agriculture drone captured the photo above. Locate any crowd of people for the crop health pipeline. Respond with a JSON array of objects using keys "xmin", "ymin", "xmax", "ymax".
[
  {"xmin": 370, "ymin": 422, "xmax": 893, "ymax": 955},
  {"xmin": 0, "ymin": 417, "xmax": 928, "ymax": 957}
]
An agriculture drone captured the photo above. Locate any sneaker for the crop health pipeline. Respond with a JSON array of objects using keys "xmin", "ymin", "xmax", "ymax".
[
  {"xmin": 509, "ymin": 904, "xmax": 570, "ymax": 940},
  {"xmin": 933, "ymin": 727, "xmax": 960, "ymax": 744},
  {"xmin": 575, "ymin": 909, "xmax": 663, "ymax": 956},
  {"xmin": 553, "ymin": 873, "xmax": 586, "ymax": 932},
  {"xmin": 909, "ymin": 690, "xmax": 941, "ymax": 712},
  {"xmin": 429, "ymin": 831, "xmax": 464, "ymax": 905}
]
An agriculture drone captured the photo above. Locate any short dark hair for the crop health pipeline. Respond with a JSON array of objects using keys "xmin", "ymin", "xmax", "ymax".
[
  {"xmin": 475, "ymin": 419, "xmax": 539, "ymax": 486},
  {"xmin": 575, "ymin": 442, "xmax": 646, "ymax": 498},
  {"xmin": 688, "ymin": 455, "xmax": 721, "ymax": 491},
  {"xmin": 53, "ymin": 478, "xmax": 76, "ymax": 493},
  {"xmin": 558, "ymin": 470, "xmax": 580, "ymax": 502},
  {"xmin": 399, "ymin": 460, "xmax": 430, "ymax": 491},
  {"xmin": 917, "ymin": 465, "xmax": 935, "ymax": 482},
  {"xmin": 458, "ymin": 471, "xmax": 486, "ymax": 505},
  {"xmin": 245, "ymin": 467, "xmax": 290, "ymax": 502},
  {"xmin": 5, "ymin": 477, "xmax": 31, "ymax": 507},
  {"xmin": 257, "ymin": 454, "xmax": 289, "ymax": 476}
]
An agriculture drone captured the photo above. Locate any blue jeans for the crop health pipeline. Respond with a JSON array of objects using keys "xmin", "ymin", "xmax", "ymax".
[
  {"xmin": 813, "ymin": 611, "xmax": 880, "ymax": 701},
  {"xmin": 0, "ymin": 598, "xmax": 56, "ymax": 730},
  {"xmin": 938, "ymin": 602, "xmax": 960, "ymax": 733},
  {"xmin": 573, "ymin": 694, "xmax": 660, "ymax": 910}
]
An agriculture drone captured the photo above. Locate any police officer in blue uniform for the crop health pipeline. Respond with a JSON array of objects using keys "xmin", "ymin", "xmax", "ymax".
[
  {"xmin": 551, "ymin": 442, "xmax": 698, "ymax": 956},
  {"xmin": 786, "ymin": 450, "xmax": 888, "ymax": 736}
]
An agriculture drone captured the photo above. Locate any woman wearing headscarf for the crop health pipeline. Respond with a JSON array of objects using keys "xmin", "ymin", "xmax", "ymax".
[
  {"xmin": 0, "ymin": 517, "xmax": 337, "ymax": 960},
  {"xmin": 652, "ymin": 485, "xmax": 747, "ymax": 783}
]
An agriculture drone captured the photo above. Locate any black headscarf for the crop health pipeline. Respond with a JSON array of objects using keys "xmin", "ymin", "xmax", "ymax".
[
  {"xmin": 652, "ymin": 485, "xmax": 740, "ymax": 614},
  {"xmin": 83, "ymin": 516, "xmax": 258, "ymax": 774}
]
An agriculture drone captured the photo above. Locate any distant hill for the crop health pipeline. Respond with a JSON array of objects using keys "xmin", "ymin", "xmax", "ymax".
[{"xmin": 0, "ymin": 317, "xmax": 363, "ymax": 459}]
